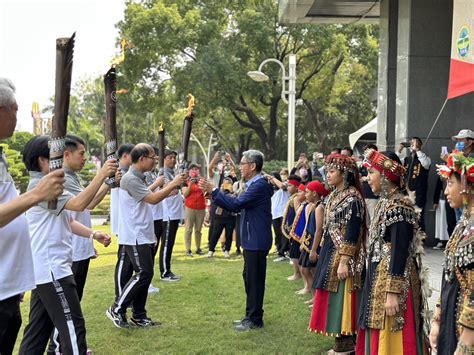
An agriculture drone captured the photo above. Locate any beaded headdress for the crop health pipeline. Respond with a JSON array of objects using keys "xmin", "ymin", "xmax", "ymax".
[
  {"xmin": 436, "ymin": 150, "xmax": 474, "ymax": 184},
  {"xmin": 363, "ymin": 149, "xmax": 406, "ymax": 184},
  {"xmin": 437, "ymin": 150, "xmax": 474, "ymax": 206},
  {"xmin": 324, "ymin": 154, "xmax": 358, "ymax": 174}
]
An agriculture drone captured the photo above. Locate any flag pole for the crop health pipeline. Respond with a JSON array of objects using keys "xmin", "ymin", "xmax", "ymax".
[{"xmin": 425, "ymin": 98, "xmax": 448, "ymax": 145}]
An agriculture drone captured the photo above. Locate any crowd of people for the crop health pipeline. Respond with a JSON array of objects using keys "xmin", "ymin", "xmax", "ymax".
[{"xmin": 1, "ymin": 75, "xmax": 473, "ymax": 355}]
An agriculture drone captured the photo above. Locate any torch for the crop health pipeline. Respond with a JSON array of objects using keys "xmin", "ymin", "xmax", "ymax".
[
  {"xmin": 48, "ymin": 32, "xmax": 75, "ymax": 210},
  {"xmin": 158, "ymin": 121, "xmax": 165, "ymax": 175},
  {"xmin": 178, "ymin": 94, "xmax": 195, "ymax": 174},
  {"xmin": 103, "ymin": 67, "xmax": 118, "ymax": 186}
]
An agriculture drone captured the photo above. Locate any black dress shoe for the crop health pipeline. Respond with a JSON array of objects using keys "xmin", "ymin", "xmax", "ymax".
[{"xmin": 234, "ymin": 319, "xmax": 263, "ymax": 332}]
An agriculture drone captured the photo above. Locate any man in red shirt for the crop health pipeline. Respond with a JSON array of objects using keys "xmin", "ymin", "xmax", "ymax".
[{"xmin": 182, "ymin": 163, "xmax": 206, "ymax": 256}]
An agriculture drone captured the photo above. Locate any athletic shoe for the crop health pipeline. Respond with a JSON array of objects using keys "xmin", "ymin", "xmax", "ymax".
[
  {"xmin": 186, "ymin": 250, "xmax": 193, "ymax": 257},
  {"xmin": 106, "ymin": 307, "xmax": 129, "ymax": 329},
  {"xmin": 208, "ymin": 251, "xmax": 214, "ymax": 258},
  {"xmin": 273, "ymin": 256, "xmax": 287, "ymax": 262},
  {"xmin": 195, "ymin": 248, "xmax": 204, "ymax": 255},
  {"xmin": 224, "ymin": 251, "xmax": 230, "ymax": 258},
  {"xmin": 433, "ymin": 242, "xmax": 445, "ymax": 250},
  {"xmin": 148, "ymin": 284, "xmax": 160, "ymax": 294},
  {"xmin": 161, "ymin": 273, "xmax": 180, "ymax": 282},
  {"xmin": 130, "ymin": 316, "xmax": 161, "ymax": 328}
]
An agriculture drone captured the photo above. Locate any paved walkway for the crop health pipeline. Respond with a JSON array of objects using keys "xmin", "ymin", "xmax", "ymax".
[{"xmin": 423, "ymin": 248, "xmax": 444, "ymax": 310}]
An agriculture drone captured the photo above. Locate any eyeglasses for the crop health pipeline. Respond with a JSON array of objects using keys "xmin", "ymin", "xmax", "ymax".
[
  {"xmin": 143, "ymin": 156, "xmax": 159, "ymax": 161},
  {"xmin": 239, "ymin": 161, "xmax": 253, "ymax": 167}
]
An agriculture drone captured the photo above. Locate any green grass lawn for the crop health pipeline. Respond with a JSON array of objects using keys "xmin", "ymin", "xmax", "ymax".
[{"xmin": 14, "ymin": 225, "xmax": 332, "ymax": 354}]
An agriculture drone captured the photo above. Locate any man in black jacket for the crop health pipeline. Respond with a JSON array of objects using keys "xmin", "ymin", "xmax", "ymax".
[
  {"xmin": 398, "ymin": 137, "xmax": 431, "ymax": 231},
  {"xmin": 199, "ymin": 150, "xmax": 273, "ymax": 331}
]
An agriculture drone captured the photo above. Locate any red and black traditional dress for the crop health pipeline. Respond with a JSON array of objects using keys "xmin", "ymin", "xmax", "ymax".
[
  {"xmin": 299, "ymin": 201, "xmax": 318, "ymax": 268},
  {"xmin": 287, "ymin": 184, "xmax": 306, "ymax": 260},
  {"xmin": 282, "ymin": 194, "xmax": 297, "ymax": 242},
  {"xmin": 356, "ymin": 149, "xmax": 429, "ymax": 355},
  {"xmin": 435, "ymin": 151, "xmax": 474, "ymax": 355},
  {"xmin": 309, "ymin": 155, "xmax": 366, "ymax": 344},
  {"xmin": 300, "ymin": 181, "xmax": 329, "ymax": 269}
]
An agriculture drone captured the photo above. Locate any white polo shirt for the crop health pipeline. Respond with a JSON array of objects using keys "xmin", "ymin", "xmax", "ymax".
[
  {"xmin": 64, "ymin": 168, "xmax": 94, "ymax": 262},
  {"xmin": 111, "ymin": 165, "xmax": 129, "ymax": 235},
  {"xmin": 271, "ymin": 188, "xmax": 290, "ymax": 219},
  {"xmin": 162, "ymin": 167, "xmax": 184, "ymax": 221},
  {"xmin": 0, "ymin": 157, "xmax": 36, "ymax": 300},
  {"xmin": 117, "ymin": 166, "xmax": 155, "ymax": 245},
  {"xmin": 145, "ymin": 171, "xmax": 164, "ymax": 221},
  {"xmin": 26, "ymin": 171, "xmax": 75, "ymax": 285}
]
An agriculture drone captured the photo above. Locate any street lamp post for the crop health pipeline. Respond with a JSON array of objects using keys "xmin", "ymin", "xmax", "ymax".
[{"xmin": 247, "ymin": 54, "xmax": 296, "ymax": 171}]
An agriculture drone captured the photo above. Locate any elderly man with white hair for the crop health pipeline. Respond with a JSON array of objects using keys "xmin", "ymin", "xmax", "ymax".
[{"xmin": 0, "ymin": 78, "xmax": 64, "ymax": 353}]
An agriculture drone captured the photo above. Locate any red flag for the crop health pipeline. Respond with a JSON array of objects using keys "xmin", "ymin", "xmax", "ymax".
[{"xmin": 447, "ymin": 0, "xmax": 474, "ymax": 99}]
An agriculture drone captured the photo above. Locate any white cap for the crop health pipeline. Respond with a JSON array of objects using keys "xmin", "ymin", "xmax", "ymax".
[{"xmin": 452, "ymin": 129, "xmax": 474, "ymax": 141}]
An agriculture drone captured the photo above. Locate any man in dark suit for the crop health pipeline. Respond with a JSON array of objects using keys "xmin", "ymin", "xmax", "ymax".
[{"xmin": 200, "ymin": 149, "xmax": 273, "ymax": 331}]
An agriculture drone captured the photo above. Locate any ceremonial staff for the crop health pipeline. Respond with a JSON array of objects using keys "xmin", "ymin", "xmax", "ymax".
[
  {"xmin": 103, "ymin": 39, "xmax": 126, "ymax": 185},
  {"xmin": 178, "ymin": 94, "xmax": 195, "ymax": 174},
  {"xmin": 103, "ymin": 67, "xmax": 118, "ymax": 185},
  {"xmin": 158, "ymin": 121, "xmax": 165, "ymax": 175},
  {"xmin": 48, "ymin": 32, "xmax": 75, "ymax": 209}
]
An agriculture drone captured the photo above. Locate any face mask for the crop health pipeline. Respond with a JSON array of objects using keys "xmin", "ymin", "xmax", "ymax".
[
  {"xmin": 281, "ymin": 174, "xmax": 288, "ymax": 182},
  {"xmin": 299, "ymin": 168, "xmax": 308, "ymax": 178},
  {"xmin": 456, "ymin": 141, "xmax": 465, "ymax": 152}
]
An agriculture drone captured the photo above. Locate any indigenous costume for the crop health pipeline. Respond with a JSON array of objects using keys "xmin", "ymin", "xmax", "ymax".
[
  {"xmin": 281, "ymin": 179, "xmax": 300, "ymax": 239},
  {"xmin": 299, "ymin": 181, "xmax": 329, "ymax": 269},
  {"xmin": 435, "ymin": 151, "xmax": 474, "ymax": 355},
  {"xmin": 282, "ymin": 181, "xmax": 304, "ymax": 260},
  {"xmin": 309, "ymin": 154, "xmax": 366, "ymax": 353},
  {"xmin": 356, "ymin": 149, "xmax": 430, "ymax": 355},
  {"xmin": 291, "ymin": 200, "xmax": 314, "ymax": 265}
]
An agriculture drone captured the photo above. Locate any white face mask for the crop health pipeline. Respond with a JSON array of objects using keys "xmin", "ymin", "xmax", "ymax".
[{"xmin": 299, "ymin": 168, "xmax": 308, "ymax": 178}]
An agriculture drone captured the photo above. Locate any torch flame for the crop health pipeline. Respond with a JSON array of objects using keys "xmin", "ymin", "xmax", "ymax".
[
  {"xmin": 187, "ymin": 93, "xmax": 195, "ymax": 118},
  {"xmin": 111, "ymin": 39, "xmax": 127, "ymax": 67}
]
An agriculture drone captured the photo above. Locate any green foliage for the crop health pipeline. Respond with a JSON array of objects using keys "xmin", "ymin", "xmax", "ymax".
[
  {"xmin": 90, "ymin": 193, "xmax": 110, "ymax": 216},
  {"xmin": 45, "ymin": 77, "xmax": 106, "ymax": 158},
  {"xmin": 2, "ymin": 131, "xmax": 34, "ymax": 152},
  {"xmin": 78, "ymin": 162, "xmax": 98, "ymax": 187},
  {"xmin": 263, "ymin": 159, "xmax": 287, "ymax": 174},
  {"xmin": 114, "ymin": 0, "xmax": 378, "ymax": 160},
  {"xmin": 0, "ymin": 143, "xmax": 28, "ymax": 192}
]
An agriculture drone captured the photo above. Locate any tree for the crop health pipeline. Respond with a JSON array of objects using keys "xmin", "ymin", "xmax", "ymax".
[
  {"xmin": 0, "ymin": 143, "xmax": 28, "ymax": 192},
  {"xmin": 116, "ymin": 0, "xmax": 379, "ymax": 160},
  {"xmin": 3, "ymin": 131, "xmax": 34, "ymax": 152}
]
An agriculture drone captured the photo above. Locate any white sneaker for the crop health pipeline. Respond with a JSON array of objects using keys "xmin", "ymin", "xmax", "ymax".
[
  {"xmin": 148, "ymin": 284, "xmax": 160, "ymax": 294},
  {"xmin": 224, "ymin": 251, "xmax": 230, "ymax": 258},
  {"xmin": 208, "ymin": 251, "xmax": 214, "ymax": 258}
]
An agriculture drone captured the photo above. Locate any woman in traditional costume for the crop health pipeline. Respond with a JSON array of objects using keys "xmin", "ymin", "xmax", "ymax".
[
  {"xmin": 309, "ymin": 154, "xmax": 366, "ymax": 354},
  {"xmin": 298, "ymin": 181, "xmax": 329, "ymax": 296},
  {"xmin": 356, "ymin": 149, "xmax": 430, "ymax": 355},
  {"xmin": 282, "ymin": 177, "xmax": 303, "ymax": 281},
  {"xmin": 429, "ymin": 150, "xmax": 474, "ymax": 355}
]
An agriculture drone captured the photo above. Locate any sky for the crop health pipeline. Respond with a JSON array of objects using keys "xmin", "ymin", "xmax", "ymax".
[{"xmin": 0, "ymin": 0, "xmax": 126, "ymax": 132}]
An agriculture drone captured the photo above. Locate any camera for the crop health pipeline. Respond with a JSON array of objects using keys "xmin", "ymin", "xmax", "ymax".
[{"xmin": 400, "ymin": 142, "xmax": 410, "ymax": 148}]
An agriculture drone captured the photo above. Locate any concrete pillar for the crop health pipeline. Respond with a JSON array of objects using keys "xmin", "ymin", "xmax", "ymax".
[
  {"xmin": 376, "ymin": 0, "xmax": 399, "ymax": 151},
  {"xmin": 394, "ymin": 0, "xmax": 474, "ymax": 242}
]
